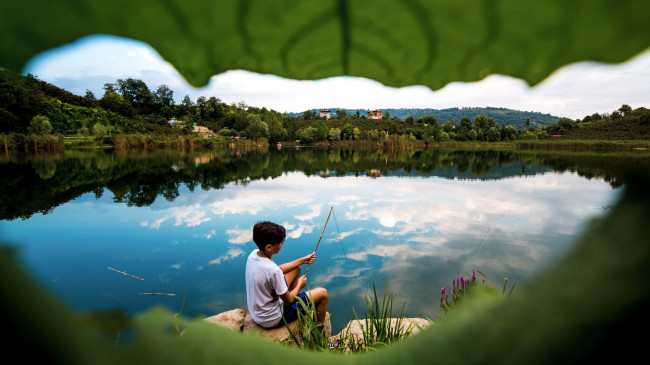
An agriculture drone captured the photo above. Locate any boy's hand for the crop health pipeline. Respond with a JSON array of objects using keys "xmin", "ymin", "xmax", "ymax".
[
  {"xmin": 298, "ymin": 275, "xmax": 307, "ymax": 289},
  {"xmin": 302, "ymin": 252, "xmax": 316, "ymax": 265}
]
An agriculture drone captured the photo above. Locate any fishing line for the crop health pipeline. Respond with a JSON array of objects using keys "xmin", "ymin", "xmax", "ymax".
[
  {"xmin": 332, "ymin": 208, "xmax": 348, "ymax": 266},
  {"xmin": 476, "ymin": 226, "xmax": 491, "ymax": 255},
  {"xmin": 303, "ymin": 206, "xmax": 348, "ymax": 277}
]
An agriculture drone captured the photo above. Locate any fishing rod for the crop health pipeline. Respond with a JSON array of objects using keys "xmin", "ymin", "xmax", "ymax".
[{"xmin": 304, "ymin": 206, "xmax": 333, "ymax": 277}]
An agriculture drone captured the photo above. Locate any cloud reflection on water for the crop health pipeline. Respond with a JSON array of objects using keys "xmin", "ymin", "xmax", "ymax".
[{"xmin": 128, "ymin": 168, "xmax": 617, "ymax": 321}]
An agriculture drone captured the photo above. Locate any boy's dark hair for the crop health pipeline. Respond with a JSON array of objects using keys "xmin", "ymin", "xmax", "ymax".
[{"xmin": 252, "ymin": 221, "xmax": 286, "ymax": 250}]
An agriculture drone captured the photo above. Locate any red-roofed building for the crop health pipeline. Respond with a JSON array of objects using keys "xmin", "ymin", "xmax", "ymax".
[{"xmin": 368, "ymin": 110, "xmax": 382, "ymax": 119}]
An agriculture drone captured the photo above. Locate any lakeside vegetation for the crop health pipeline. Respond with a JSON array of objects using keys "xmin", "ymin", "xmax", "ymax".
[{"xmin": 3, "ymin": 69, "xmax": 649, "ymax": 153}]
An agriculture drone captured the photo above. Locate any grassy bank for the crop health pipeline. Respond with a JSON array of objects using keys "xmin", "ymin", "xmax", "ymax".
[
  {"xmin": 1, "ymin": 133, "xmax": 64, "ymax": 153},
  {"xmin": 62, "ymin": 134, "xmax": 270, "ymax": 150},
  {"xmin": 5, "ymin": 132, "xmax": 650, "ymax": 154},
  {"xmin": 425, "ymin": 139, "xmax": 650, "ymax": 151}
]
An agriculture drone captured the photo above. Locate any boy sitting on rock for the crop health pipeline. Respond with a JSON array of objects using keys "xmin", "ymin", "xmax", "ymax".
[{"xmin": 245, "ymin": 221, "xmax": 329, "ymax": 329}]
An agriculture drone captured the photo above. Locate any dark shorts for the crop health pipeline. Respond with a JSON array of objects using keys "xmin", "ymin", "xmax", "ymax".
[
  {"xmin": 282, "ymin": 291, "xmax": 311, "ymax": 323},
  {"xmin": 264, "ymin": 291, "xmax": 311, "ymax": 329}
]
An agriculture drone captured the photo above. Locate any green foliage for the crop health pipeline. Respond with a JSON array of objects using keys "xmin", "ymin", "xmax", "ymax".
[
  {"xmin": 92, "ymin": 122, "xmax": 107, "ymax": 137},
  {"xmin": 28, "ymin": 115, "xmax": 52, "ymax": 135},
  {"xmin": 2, "ymin": 1, "xmax": 650, "ymax": 93},
  {"xmin": 245, "ymin": 115, "xmax": 269, "ymax": 141},
  {"xmin": 328, "ymin": 127, "xmax": 341, "ymax": 142},
  {"xmin": 548, "ymin": 106, "xmax": 650, "ymax": 140}
]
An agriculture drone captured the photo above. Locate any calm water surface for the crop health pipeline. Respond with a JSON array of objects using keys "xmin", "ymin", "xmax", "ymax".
[{"xmin": 0, "ymin": 147, "xmax": 630, "ymax": 331}]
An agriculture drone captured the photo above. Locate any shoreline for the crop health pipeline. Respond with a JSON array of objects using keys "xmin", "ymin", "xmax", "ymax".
[{"xmin": 3, "ymin": 132, "xmax": 650, "ymax": 154}]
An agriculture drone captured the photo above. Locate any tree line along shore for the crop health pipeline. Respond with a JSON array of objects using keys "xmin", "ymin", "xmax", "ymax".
[{"xmin": 2, "ymin": 69, "xmax": 649, "ymax": 153}]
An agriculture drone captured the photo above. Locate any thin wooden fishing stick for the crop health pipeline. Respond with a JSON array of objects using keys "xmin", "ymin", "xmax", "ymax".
[
  {"xmin": 304, "ymin": 206, "xmax": 333, "ymax": 276},
  {"xmin": 139, "ymin": 293, "xmax": 176, "ymax": 296},
  {"xmin": 107, "ymin": 267, "xmax": 144, "ymax": 281}
]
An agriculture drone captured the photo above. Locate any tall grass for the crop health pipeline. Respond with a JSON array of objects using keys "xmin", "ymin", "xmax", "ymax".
[
  {"xmin": 284, "ymin": 282, "xmax": 416, "ymax": 353},
  {"xmin": 0, "ymin": 133, "xmax": 64, "ymax": 153},
  {"xmin": 383, "ymin": 134, "xmax": 417, "ymax": 151},
  {"xmin": 283, "ymin": 290, "xmax": 330, "ymax": 351},
  {"xmin": 346, "ymin": 282, "xmax": 414, "ymax": 351},
  {"xmin": 108, "ymin": 134, "xmax": 230, "ymax": 150}
]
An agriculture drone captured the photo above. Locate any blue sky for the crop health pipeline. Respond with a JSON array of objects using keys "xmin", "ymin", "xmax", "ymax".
[{"xmin": 23, "ymin": 35, "xmax": 650, "ymax": 119}]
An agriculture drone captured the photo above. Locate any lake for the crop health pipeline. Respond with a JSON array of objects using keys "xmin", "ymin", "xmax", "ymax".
[{"xmin": 0, "ymin": 146, "xmax": 642, "ymax": 332}]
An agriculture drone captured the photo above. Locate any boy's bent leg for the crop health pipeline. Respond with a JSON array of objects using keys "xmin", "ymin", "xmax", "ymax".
[{"xmin": 306, "ymin": 287, "xmax": 328, "ymax": 324}]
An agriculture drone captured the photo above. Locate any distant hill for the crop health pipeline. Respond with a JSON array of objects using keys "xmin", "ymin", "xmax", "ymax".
[
  {"xmin": 291, "ymin": 107, "xmax": 563, "ymax": 130},
  {"xmin": 556, "ymin": 109, "xmax": 650, "ymax": 140}
]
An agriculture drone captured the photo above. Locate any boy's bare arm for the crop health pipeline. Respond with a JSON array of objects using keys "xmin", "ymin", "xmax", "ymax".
[{"xmin": 278, "ymin": 253, "xmax": 315, "ymax": 273}]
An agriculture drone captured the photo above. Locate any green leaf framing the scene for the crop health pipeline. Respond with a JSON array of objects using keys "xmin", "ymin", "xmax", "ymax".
[{"xmin": 1, "ymin": 0, "xmax": 649, "ymax": 89}]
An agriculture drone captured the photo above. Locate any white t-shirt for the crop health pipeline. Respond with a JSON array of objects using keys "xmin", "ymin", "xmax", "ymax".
[{"xmin": 245, "ymin": 249, "xmax": 288, "ymax": 327}]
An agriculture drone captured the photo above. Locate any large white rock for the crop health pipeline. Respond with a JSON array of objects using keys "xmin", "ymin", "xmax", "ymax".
[
  {"xmin": 333, "ymin": 317, "xmax": 432, "ymax": 347},
  {"xmin": 203, "ymin": 308, "xmax": 246, "ymax": 331}
]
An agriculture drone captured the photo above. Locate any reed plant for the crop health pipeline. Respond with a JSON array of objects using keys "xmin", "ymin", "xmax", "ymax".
[
  {"xmin": 0, "ymin": 133, "xmax": 64, "ymax": 153},
  {"xmin": 173, "ymin": 295, "xmax": 187, "ymax": 336},
  {"xmin": 383, "ymin": 134, "xmax": 417, "ymax": 151},
  {"xmin": 346, "ymin": 282, "xmax": 414, "ymax": 351},
  {"xmin": 1, "ymin": 133, "xmax": 9, "ymax": 154}
]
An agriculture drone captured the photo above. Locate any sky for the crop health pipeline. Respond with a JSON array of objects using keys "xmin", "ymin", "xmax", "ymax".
[{"xmin": 23, "ymin": 34, "xmax": 650, "ymax": 120}]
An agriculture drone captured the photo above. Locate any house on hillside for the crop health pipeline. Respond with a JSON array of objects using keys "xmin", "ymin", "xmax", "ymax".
[
  {"xmin": 368, "ymin": 110, "xmax": 383, "ymax": 119},
  {"xmin": 320, "ymin": 109, "xmax": 332, "ymax": 119}
]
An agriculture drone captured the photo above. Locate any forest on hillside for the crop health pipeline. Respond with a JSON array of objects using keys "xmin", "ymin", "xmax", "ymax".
[
  {"xmin": 294, "ymin": 107, "xmax": 561, "ymax": 130},
  {"xmin": 2, "ymin": 69, "xmax": 649, "ymax": 147}
]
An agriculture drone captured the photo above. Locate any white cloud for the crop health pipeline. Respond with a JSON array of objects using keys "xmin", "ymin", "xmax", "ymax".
[
  {"xmin": 282, "ymin": 222, "xmax": 296, "ymax": 230},
  {"xmin": 331, "ymin": 195, "xmax": 361, "ymax": 205},
  {"xmin": 295, "ymin": 204, "xmax": 322, "ymax": 221},
  {"xmin": 140, "ymin": 216, "xmax": 170, "ymax": 230},
  {"xmin": 204, "ymin": 229, "xmax": 216, "ymax": 240},
  {"xmin": 209, "ymin": 248, "xmax": 245, "ymax": 265},
  {"xmin": 312, "ymin": 266, "xmax": 371, "ymax": 286},
  {"xmin": 172, "ymin": 207, "xmax": 211, "ymax": 227},
  {"xmin": 346, "ymin": 243, "xmax": 430, "ymax": 262},
  {"xmin": 327, "ymin": 228, "xmax": 363, "ymax": 242},
  {"xmin": 210, "ymin": 183, "xmax": 309, "ymax": 216},
  {"xmin": 371, "ymin": 229, "xmax": 394, "ymax": 236},
  {"xmin": 225, "ymin": 227, "xmax": 252, "ymax": 245},
  {"xmin": 287, "ymin": 223, "xmax": 318, "ymax": 239}
]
